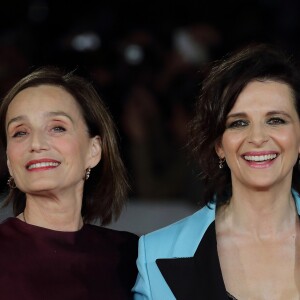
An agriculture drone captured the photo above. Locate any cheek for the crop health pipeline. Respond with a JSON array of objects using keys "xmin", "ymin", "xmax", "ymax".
[
  {"xmin": 6, "ymin": 143, "xmax": 23, "ymax": 176},
  {"xmin": 6, "ymin": 142, "xmax": 22, "ymax": 164},
  {"xmin": 55, "ymin": 142, "xmax": 77, "ymax": 162},
  {"xmin": 275, "ymin": 129, "xmax": 300, "ymax": 149},
  {"xmin": 56, "ymin": 139, "xmax": 87, "ymax": 161},
  {"xmin": 221, "ymin": 132, "xmax": 244, "ymax": 155}
]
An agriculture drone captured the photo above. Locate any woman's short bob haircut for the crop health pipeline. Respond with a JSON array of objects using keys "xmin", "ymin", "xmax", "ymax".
[
  {"xmin": 189, "ymin": 43, "xmax": 300, "ymax": 207},
  {"xmin": 0, "ymin": 66, "xmax": 128, "ymax": 225}
]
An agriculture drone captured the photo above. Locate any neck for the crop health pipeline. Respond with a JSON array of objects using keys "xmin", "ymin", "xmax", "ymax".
[
  {"xmin": 216, "ymin": 186, "xmax": 298, "ymax": 239},
  {"xmin": 19, "ymin": 193, "xmax": 84, "ymax": 231}
]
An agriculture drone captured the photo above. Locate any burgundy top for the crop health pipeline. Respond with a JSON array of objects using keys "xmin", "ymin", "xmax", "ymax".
[{"xmin": 0, "ymin": 218, "xmax": 138, "ymax": 300}]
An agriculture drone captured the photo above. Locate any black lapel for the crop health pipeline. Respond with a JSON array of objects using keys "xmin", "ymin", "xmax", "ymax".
[{"xmin": 156, "ymin": 222, "xmax": 228, "ymax": 300}]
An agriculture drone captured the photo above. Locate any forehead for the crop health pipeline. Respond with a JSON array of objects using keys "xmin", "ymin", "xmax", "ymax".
[
  {"xmin": 6, "ymin": 85, "xmax": 83, "ymax": 120},
  {"xmin": 231, "ymin": 80, "xmax": 296, "ymax": 111}
]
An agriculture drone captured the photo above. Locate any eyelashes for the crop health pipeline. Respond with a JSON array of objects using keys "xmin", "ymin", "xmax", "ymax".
[
  {"xmin": 266, "ymin": 117, "xmax": 286, "ymax": 125},
  {"xmin": 226, "ymin": 120, "xmax": 248, "ymax": 129},
  {"xmin": 51, "ymin": 126, "xmax": 66, "ymax": 133},
  {"xmin": 12, "ymin": 131, "xmax": 27, "ymax": 138},
  {"xmin": 226, "ymin": 117, "xmax": 287, "ymax": 129},
  {"xmin": 11, "ymin": 126, "xmax": 67, "ymax": 138}
]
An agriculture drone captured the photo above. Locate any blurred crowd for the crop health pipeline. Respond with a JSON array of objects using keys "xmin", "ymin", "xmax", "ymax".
[{"xmin": 1, "ymin": 0, "xmax": 300, "ymax": 204}]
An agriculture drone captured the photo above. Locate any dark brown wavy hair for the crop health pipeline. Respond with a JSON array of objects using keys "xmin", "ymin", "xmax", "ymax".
[
  {"xmin": 0, "ymin": 66, "xmax": 128, "ymax": 225},
  {"xmin": 189, "ymin": 43, "xmax": 300, "ymax": 207}
]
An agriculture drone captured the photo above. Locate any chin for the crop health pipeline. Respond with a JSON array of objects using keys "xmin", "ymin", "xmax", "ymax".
[
  {"xmin": 25, "ymin": 183, "xmax": 59, "ymax": 193},
  {"xmin": 251, "ymin": 185, "xmax": 273, "ymax": 192},
  {"xmin": 245, "ymin": 180, "xmax": 284, "ymax": 191}
]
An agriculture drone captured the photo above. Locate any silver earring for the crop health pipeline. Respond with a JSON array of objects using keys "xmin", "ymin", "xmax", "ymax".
[
  {"xmin": 85, "ymin": 168, "xmax": 91, "ymax": 180},
  {"xmin": 7, "ymin": 177, "xmax": 16, "ymax": 189},
  {"xmin": 219, "ymin": 157, "xmax": 226, "ymax": 169}
]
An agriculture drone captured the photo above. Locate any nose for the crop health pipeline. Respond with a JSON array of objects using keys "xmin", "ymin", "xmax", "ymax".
[
  {"xmin": 29, "ymin": 130, "xmax": 50, "ymax": 152},
  {"xmin": 247, "ymin": 123, "xmax": 269, "ymax": 146}
]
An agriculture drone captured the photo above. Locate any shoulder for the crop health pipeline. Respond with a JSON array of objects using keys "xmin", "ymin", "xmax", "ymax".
[
  {"xmin": 84, "ymin": 224, "xmax": 138, "ymax": 269},
  {"xmin": 140, "ymin": 204, "xmax": 216, "ymax": 259},
  {"xmin": 144, "ymin": 204, "xmax": 215, "ymax": 243},
  {"xmin": 293, "ymin": 189, "xmax": 300, "ymax": 214},
  {"xmin": 85, "ymin": 225, "xmax": 139, "ymax": 290},
  {"xmin": 0, "ymin": 217, "xmax": 16, "ymax": 226},
  {"xmin": 85, "ymin": 224, "xmax": 138, "ymax": 248},
  {"xmin": 0, "ymin": 217, "xmax": 24, "ymax": 235}
]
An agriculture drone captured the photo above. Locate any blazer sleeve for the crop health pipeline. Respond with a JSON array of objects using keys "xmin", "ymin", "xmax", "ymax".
[{"xmin": 132, "ymin": 235, "xmax": 152, "ymax": 299}]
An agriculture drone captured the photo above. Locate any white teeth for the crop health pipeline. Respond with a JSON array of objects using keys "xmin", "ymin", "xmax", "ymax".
[
  {"xmin": 27, "ymin": 162, "xmax": 60, "ymax": 170},
  {"xmin": 244, "ymin": 154, "xmax": 277, "ymax": 162}
]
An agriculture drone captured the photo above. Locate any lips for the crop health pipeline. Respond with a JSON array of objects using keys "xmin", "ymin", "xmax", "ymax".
[{"xmin": 26, "ymin": 159, "xmax": 61, "ymax": 170}]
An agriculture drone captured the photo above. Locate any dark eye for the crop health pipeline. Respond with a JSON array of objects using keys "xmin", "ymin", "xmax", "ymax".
[
  {"xmin": 226, "ymin": 119, "xmax": 249, "ymax": 129},
  {"xmin": 267, "ymin": 117, "xmax": 286, "ymax": 125},
  {"xmin": 12, "ymin": 131, "xmax": 27, "ymax": 138}
]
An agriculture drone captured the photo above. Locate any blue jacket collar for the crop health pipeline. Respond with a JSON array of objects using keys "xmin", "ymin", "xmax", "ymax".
[{"xmin": 156, "ymin": 189, "xmax": 300, "ymax": 299}]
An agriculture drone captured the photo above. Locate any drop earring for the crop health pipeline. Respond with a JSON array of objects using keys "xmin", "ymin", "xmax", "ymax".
[
  {"xmin": 219, "ymin": 157, "xmax": 226, "ymax": 169},
  {"xmin": 85, "ymin": 168, "xmax": 91, "ymax": 180}
]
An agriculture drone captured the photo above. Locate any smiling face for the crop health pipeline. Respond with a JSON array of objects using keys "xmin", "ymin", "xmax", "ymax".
[
  {"xmin": 6, "ymin": 85, "xmax": 101, "ymax": 197},
  {"xmin": 216, "ymin": 80, "xmax": 300, "ymax": 191}
]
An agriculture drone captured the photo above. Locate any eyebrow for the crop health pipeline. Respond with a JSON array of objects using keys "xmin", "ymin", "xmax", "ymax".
[
  {"xmin": 226, "ymin": 110, "xmax": 292, "ymax": 119},
  {"xmin": 46, "ymin": 111, "xmax": 74, "ymax": 123},
  {"xmin": 6, "ymin": 111, "xmax": 74, "ymax": 130},
  {"xmin": 6, "ymin": 116, "xmax": 26, "ymax": 131}
]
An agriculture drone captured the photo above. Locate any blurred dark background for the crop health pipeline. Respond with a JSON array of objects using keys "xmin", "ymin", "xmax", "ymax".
[{"xmin": 1, "ymin": 0, "xmax": 300, "ymax": 231}]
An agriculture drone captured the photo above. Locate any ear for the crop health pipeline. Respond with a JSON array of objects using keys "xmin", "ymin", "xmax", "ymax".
[
  {"xmin": 215, "ymin": 139, "xmax": 225, "ymax": 159},
  {"xmin": 87, "ymin": 136, "xmax": 102, "ymax": 168},
  {"xmin": 7, "ymin": 158, "xmax": 13, "ymax": 177}
]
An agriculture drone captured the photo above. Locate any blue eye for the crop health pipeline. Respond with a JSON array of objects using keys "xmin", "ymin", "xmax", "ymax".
[
  {"xmin": 267, "ymin": 117, "xmax": 286, "ymax": 125},
  {"xmin": 52, "ymin": 126, "xmax": 66, "ymax": 132},
  {"xmin": 226, "ymin": 120, "xmax": 249, "ymax": 129},
  {"xmin": 12, "ymin": 131, "xmax": 27, "ymax": 138}
]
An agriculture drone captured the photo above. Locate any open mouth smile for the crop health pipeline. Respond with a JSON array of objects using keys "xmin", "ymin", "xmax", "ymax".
[
  {"xmin": 243, "ymin": 153, "xmax": 278, "ymax": 162},
  {"xmin": 26, "ymin": 161, "xmax": 60, "ymax": 170}
]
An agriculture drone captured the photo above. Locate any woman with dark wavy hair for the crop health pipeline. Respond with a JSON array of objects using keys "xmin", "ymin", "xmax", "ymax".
[
  {"xmin": 133, "ymin": 44, "xmax": 300, "ymax": 299},
  {"xmin": 0, "ymin": 67, "xmax": 138, "ymax": 299}
]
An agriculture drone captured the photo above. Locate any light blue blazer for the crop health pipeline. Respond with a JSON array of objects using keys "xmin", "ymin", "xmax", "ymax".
[{"xmin": 132, "ymin": 191, "xmax": 300, "ymax": 300}]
